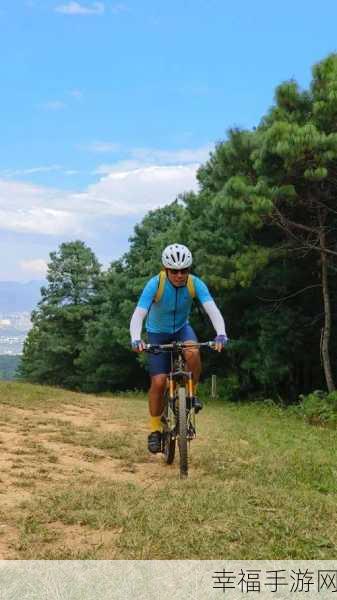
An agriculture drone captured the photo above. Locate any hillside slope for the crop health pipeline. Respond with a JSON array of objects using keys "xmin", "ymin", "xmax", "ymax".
[{"xmin": 0, "ymin": 382, "xmax": 336, "ymax": 559}]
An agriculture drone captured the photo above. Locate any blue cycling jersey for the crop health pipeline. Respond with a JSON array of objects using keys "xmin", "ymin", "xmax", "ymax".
[{"xmin": 137, "ymin": 274, "xmax": 213, "ymax": 333}]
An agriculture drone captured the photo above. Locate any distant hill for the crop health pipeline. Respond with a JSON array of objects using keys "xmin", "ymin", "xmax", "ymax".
[
  {"xmin": 0, "ymin": 281, "xmax": 45, "ymax": 313},
  {"xmin": 0, "ymin": 355, "xmax": 21, "ymax": 380}
]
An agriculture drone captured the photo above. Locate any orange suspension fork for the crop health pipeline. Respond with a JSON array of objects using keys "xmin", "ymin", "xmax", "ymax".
[
  {"xmin": 187, "ymin": 372, "xmax": 193, "ymax": 398},
  {"xmin": 169, "ymin": 374, "xmax": 175, "ymax": 400}
]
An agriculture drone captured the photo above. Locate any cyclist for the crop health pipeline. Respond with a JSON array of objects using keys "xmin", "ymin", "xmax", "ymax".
[{"xmin": 130, "ymin": 243, "xmax": 228, "ymax": 454}]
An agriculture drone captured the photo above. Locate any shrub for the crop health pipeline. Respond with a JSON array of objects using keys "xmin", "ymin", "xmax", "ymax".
[
  {"xmin": 293, "ymin": 390, "xmax": 337, "ymax": 427},
  {"xmin": 198, "ymin": 374, "xmax": 241, "ymax": 403}
]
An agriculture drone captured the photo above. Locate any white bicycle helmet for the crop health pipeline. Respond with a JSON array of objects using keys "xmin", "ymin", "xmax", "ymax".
[{"xmin": 162, "ymin": 244, "xmax": 193, "ymax": 269}]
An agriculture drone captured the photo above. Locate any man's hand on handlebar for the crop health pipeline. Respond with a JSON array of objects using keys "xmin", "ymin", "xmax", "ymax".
[
  {"xmin": 214, "ymin": 335, "xmax": 228, "ymax": 352},
  {"xmin": 131, "ymin": 340, "xmax": 146, "ymax": 353}
]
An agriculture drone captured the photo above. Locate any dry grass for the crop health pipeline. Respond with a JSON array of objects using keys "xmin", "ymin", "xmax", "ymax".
[{"xmin": 0, "ymin": 382, "xmax": 337, "ymax": 559}]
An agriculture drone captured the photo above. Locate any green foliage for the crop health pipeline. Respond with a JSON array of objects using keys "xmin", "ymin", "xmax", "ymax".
[
  {"xmin": 198, "ymin": 374, "xmax": 241, "ymax": 403},
  {"xmin": 293, "ymin": 390, "xmax": 337, "ymax": 427},
  {"xmin": 20, "ymin": 241, "xmax": 102, "ymax": 389}
]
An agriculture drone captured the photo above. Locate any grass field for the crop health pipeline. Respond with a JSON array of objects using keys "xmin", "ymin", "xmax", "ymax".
[{"xmin": 0, "ymin": 381, "xmax": 336, "ymax": 559}]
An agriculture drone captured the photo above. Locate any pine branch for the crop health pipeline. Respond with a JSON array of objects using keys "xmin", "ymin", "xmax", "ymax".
[
  {"xmin": 272, "ymin": 207, "xmax": 337, "ymax": 256},
  {"xmin": 257, "ymin": 284, "xmax": 322, "ymax": 303}
]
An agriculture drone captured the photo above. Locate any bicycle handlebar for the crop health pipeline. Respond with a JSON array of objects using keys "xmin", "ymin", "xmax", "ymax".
[{"xmin": 144, "ymin": 341, "xmax": 216, "ymax": 353}]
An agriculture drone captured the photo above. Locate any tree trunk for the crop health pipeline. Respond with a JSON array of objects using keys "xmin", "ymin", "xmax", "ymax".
[{"xmin": 319, "ymin": 228, "xmax": 335, "ymax": 392}]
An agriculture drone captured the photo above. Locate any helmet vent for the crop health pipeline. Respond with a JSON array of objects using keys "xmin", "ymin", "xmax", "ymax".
[{"xmin": 161, "ymin": 244, "xmax": 193, "ymax": 269}]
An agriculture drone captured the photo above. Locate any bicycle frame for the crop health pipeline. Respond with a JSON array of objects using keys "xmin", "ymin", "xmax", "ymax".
[
  {"xmin": 168, "ymin": 346, "xmax": 193, "ymax": 400},
  {"xmin": 145, "ymin": 341, "xmax": 215, "ymax": 477}
]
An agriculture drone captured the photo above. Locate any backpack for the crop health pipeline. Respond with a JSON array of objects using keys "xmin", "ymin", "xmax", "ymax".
[{"xmin": 154, "ymin": 270, "xmax": 196, "ymax": 303}]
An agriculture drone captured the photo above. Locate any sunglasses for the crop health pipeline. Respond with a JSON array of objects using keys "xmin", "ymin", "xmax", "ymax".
[{"xmin": 168, "ymin": 268, "xmax": 189, "ymax": 275}]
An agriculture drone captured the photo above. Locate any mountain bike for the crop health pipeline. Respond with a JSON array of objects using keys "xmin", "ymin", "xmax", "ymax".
[{"xmin": 145, "ymin": 341, "xmax": 215, "ymax": 479}]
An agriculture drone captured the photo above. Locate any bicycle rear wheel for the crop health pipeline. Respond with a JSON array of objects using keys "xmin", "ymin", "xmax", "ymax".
[
  {"xmin": 162, "ymin": 392, "xmax": 176, "ymax": 464},
  {"xmin": 178, "ymin": 386, "xmax": 188, "ymax": 478}
]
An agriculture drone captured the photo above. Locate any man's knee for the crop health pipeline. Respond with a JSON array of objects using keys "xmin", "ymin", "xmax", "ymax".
[
  {"xmin": 150, "ymin": 374, "xmax": 167, "ymax": 393},
  {"xmin": 184, "ymin": 340, "xmax": 200, "ymax": 360}
]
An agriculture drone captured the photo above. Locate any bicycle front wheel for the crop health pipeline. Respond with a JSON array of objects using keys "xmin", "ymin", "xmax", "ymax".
[
  {"xmin": 178, "ymin": 386, "xmax": 188, "ymax": 478},
  {"xmin": 162, "ymin": 392, "xmax": 176, "ymax": 465}
]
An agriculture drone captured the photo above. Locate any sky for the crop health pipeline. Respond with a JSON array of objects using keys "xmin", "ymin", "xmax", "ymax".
[{"xmin": 1, "ymin": 0, "xmax": 337, "ymax": 281}]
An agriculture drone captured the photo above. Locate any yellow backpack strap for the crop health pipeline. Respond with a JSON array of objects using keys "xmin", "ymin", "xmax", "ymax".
[
  {"xmin": 154, "ymin": 271, "xmax": 196, "ymax": 302},
  {"xmin": 154, "ymin": 271, "xmax": 167, "ymax": 302},
  {"xmin": 187, "ymin": 274, "xmax": 196, "ymax": 298}
]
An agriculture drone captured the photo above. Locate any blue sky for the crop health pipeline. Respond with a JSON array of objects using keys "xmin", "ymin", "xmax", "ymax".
[{"xmin": 1, "ymin": 0, "xmax": 337, "ymax": 280}]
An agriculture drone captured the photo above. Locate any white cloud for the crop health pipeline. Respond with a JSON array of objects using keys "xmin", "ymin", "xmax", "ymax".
[
  {"xmin": 0, "ymin": 144, "xmax": 211, "ymax": 237},
  {"xmin": 93, "ymin": 145, "xmax": 211, "ymax": 173},
  {"xmin": 93, "ymin": 144, "xmax": 212, "ymax": 175},
  {"xmin": 80, "ymin": 164, "xmax": 199, "ymax": 217},
  {"xmin": 0, "ymin": 163, "xmax": 199, "ymax": 235},
  {"xmin": 0, "ymin": 207, "xmax": 80, "ymax": 235},
  {"xmin": 84, "ymin": 141, "xmax": 121, "ymax": 153},
  {"xmin": 86, "ymin": 144, "xmax": 210, "ymax": 163},
  {"xmin": 55, "ymin": 2, "xmax": 105, "ymax": 15},
  {"xmin": 20, "ymin": 165, "xmax": 62, "ymax": 175},
  {"xmin": 19, "ymin": 259, "xmax": 48, "ymax": 277},
  {"xmin": 0, "ymin": 180, "xmax": 82, "ymax": 235},
  {"xmin": 129, "ymin": 145, "xmax": 212, "ymax": 165},
  {"xmin": 68, "ymin": 89, "xmax": 83, "ymax": 99},
  {"xmin": 0, "ymin": 319, "xmax": 11, "ymax": 327},
  {"xmin": 41, "ymin": 100, "xmax": 66, "ymax": 111},
  {"xmin": 1, "ymin": 165, "xmax": 62, "ymax": 178},
  {"xmin": 94, "ymin": 160, "xmax": 147, "ymax": 174},
  {"xmin": 40, "ymin": 92, "xmax": 84, "ymax": 112}
]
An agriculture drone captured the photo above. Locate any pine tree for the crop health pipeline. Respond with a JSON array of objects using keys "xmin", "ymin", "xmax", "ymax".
[{"xmin": 20, "ymin": 241, "xmax": 101, "ymax": 388}]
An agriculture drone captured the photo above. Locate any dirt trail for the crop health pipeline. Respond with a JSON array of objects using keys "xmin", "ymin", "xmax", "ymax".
[{"xmin": 0, "ymin": 398, "xmax": 201, "ymax": 558}]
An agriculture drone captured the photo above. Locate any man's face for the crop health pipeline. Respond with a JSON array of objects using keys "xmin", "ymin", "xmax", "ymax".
[{"xmin": 166, "ymin": 268, "xmax": 189, "ymax": 287}]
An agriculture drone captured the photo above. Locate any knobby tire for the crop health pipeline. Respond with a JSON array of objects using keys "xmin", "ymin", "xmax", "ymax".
[
  {"xmin": 178, "ymin": 386, "xmax": 188, "ymax": 478},
  {"xmin": 162, "ymin": 392, "xmax": 176, "ymax": 464}
]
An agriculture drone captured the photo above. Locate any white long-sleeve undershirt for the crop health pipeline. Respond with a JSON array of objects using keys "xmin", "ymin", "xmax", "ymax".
[
  {"xmin": 130, "ymin": 306, "xmax": 148, "ymax": 342},
  {"xmin": 202, "ymin": 300, "xmax": 227, "ymax": 336},
  {"xmin": 129, "ymin": 300, "xmax": 226, "ymax": 342}
]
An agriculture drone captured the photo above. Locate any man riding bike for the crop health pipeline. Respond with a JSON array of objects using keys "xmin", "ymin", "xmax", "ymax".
[{"xmin": 130, "ymin": 243, "xmax": 228, "ymax": 454}]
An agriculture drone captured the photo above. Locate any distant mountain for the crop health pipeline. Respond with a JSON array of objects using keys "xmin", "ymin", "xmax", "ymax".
[
  {"xmin": 0, "ymin": 355, "xmax": 21, "ymax": 380},
  {"xmin": 0, "ymin": 281, "xmax": 45, "ymax": 313}
]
